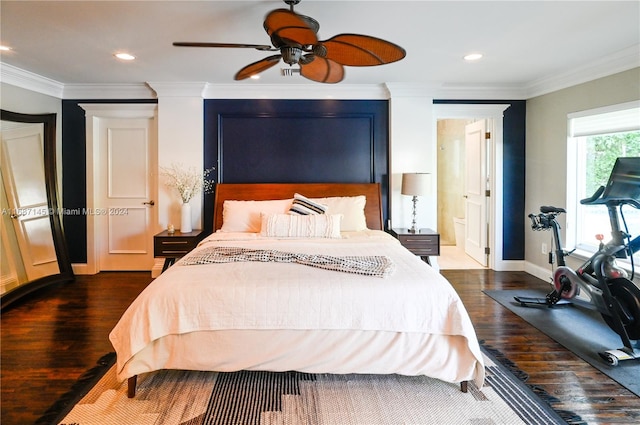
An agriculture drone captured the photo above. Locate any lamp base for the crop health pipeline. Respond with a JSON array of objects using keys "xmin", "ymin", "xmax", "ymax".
[{"xmin": 409, "ymin": 195, "xmax": 419, "ymax": 234}]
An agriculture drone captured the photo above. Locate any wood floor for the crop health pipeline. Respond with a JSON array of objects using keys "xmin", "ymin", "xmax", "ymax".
[{"xmin": 1, "ymin": 270, "xmax": 638, "ymax": 424}]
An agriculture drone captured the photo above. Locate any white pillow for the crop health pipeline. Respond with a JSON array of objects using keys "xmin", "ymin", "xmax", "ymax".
[
  {"xmin": 260, "ymin": 213, "xmax": 342, "ymax": 238},
  {"xmin": 310, "ymin": 195, "xmax": 367, "ymax": 231},
  {"xmin": 220, "ymin": 199, "xmax": 292, "ymax": 233}
]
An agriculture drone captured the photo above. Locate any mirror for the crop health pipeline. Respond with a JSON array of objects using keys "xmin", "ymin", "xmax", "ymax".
[{"xmin": 1, "ymin": 110, "xmax": 73, "ymax": 309}]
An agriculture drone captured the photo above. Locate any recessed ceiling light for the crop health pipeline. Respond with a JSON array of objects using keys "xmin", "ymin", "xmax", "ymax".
[
  {"xmin": 0, "ymin": 45, "xmax": 12, "ymax": 51},
  {"xmin": 114, "ymin": 52, "xmax": 135, "ymax": 61},
  {"xmin": 250, "ymin": 74, "xmax": 260, "ymax": 80},
  {"xmin": 464, "ymin": 53, "xmax": 483, "ymax": 61}
]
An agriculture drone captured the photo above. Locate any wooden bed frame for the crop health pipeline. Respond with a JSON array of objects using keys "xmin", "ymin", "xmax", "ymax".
[
  {"xmin": 127, "ymin": 182, "xmax": 470, "ymax": 397},
  {"xmin": 213, "ymin": 182, "xmax": 384, "ymax": 231}
]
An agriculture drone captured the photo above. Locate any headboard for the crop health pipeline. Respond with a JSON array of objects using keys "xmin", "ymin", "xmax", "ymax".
[{"xmin": 213, "ymin": 183, "xmax": 383, "ymax": 231}]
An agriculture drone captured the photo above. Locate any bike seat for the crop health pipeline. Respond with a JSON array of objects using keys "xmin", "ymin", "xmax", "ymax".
[{"xmin": 540, "ymin": 206, "xmax": 566, "ymax": 214}]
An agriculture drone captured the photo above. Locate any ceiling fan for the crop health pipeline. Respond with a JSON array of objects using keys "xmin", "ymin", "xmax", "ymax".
[{"xmin": 173, "ymin": 0, "xmax": 406, "ymax": 83}]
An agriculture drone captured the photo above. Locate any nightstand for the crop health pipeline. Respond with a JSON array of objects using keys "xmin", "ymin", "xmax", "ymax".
[
  {"xmin": 154, "ymin": 229, "xmax": 206, "ymax": 272},
  {"xmin": 389, "ymin": 228, "xmax": 440, "ymax": 265}
]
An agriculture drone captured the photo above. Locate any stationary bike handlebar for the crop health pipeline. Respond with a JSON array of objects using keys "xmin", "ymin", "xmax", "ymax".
[{"xmin": 580, "ymin": 185, "xmax": 640, "ymax": 209}]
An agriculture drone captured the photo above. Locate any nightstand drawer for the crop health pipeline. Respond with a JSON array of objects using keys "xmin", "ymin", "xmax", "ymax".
[
  {"xmin": 397, "ymin": 235, "xmax": 439, "ymax": 246},
  {"xmin": 154, "ymin": 230, "xmax": 205, "ymax": 258},
  {"xmin": 400, "ymin": 243, "xmax": 439, "ymax": 256},
  {"xmin": 390, "ymin": 228, "xmax": 441, "ymax": 260},
  {"xmin": 154, "ymin": 239, "xmax": 197, "ymax": 256}
]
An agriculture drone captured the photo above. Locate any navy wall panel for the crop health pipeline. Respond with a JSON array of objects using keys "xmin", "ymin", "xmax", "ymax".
[{"xmin": 203, "ymin": 99, "xmax": 390, "ymax": 235}]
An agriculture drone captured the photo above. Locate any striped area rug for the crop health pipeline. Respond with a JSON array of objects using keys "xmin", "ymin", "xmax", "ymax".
[{"xmin": 41, "ymin": 347, "xmax": 574, "ymax": 425}]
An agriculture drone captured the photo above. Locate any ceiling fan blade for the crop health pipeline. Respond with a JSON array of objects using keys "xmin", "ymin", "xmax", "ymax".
[
  {"xmin": 234, "ymin": 55, "xmax": 282, "ymax": 80},
  {"xmin": 173, "ymin": 42, "xmax": 273, "ymax": 51},
  {"xmin": 320, "ymin": 34, "xmax": 406, "ymax": 66},
  {"xmin": 264, "ymin": 9, "xmax": 318, "ymax": 47},
  {"xmin": 299, "ymin": 57, "xmax": 344, "ymax": 84}
]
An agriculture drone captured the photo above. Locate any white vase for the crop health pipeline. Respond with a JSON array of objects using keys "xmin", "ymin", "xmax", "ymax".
[{"xmin": 180, "ymin": 202, "xmax": 192, "ymax": 233}]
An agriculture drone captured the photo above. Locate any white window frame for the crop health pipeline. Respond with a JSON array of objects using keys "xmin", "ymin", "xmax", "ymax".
[{"xmin": 566, "ymin": 100, "xmax": 640, "ymax": 264}]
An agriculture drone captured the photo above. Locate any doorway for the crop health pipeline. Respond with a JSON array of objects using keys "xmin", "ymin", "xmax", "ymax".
[
  {"xmin": 436, "ymin": 118, "xmax": 487, "ymax": 269},
  {"xmin": 80, "ymin": 104, "xmax": 158, "ymax": 274},
  {"xmin": 432, "ymin": 103, "xmax": 510, "ymax": 271}
]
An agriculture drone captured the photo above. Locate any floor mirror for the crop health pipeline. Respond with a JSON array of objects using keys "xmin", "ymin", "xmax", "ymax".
[{"xmin": 1, "ymin": 109, "xmax": 74, "ymax": 309}]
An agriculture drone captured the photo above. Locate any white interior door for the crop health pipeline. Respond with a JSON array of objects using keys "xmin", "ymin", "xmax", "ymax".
[
  {"xmin": 95, "ymin": 116, "xmax": 157, "ymax": 270},
  {"xmin": 464, "ymin": 120, "xmax": 489, "ymax": 266},
  {"xmin": 0, "ymin": 124, "xmax": 59, "ymax": 280}
]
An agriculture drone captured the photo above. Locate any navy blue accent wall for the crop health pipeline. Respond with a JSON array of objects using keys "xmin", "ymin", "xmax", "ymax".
[
  {"xmin": 434, "ymin": 99, "xmax": 526, "ymax": 261},
  {"xmin": 204, "ymin": 99, "xmax": 389, "ymax": 236},
  {"xmin": 61, "ymin": 99, "xmax": 157, "ymax": 263}
]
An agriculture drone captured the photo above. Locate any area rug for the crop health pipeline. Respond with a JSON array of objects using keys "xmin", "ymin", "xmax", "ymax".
[
  {"xmin": 36, "ymin": 347, "xmax": 575, "ymax": 425},
  {"xmin": 484, "ymin": 288, "xmax": 640, "ymax": 397}
]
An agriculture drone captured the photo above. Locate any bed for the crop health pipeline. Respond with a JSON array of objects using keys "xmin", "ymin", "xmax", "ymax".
[{"xmin": 109, "ymin": 183, "xmax": 485, "ymax": 397}]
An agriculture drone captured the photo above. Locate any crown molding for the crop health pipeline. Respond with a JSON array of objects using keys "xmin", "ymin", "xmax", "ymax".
[
  {"xmin": 64, "ymin": 83, "xmax": 156, "ymax": 99},
  {"xmin": 147, "ymin": 82, "xmax": 207, "ymax": 97},
  {"xmin": 0, "ymin": 62, "xmax": 64, "ymax": 98},
  {"xmin": 202, "ymin": 83, "xmax": 390, "ymax": 99},
  {"xmin": 525, "ymin": 44, "xmax": 640, "ymax": 99}
]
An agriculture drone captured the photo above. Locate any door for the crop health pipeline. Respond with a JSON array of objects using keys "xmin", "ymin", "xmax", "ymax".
[
  {"xmin": 95, "ymin": 117, "xmax": 157, "ymax": 270},
  {"xmin": 0, "ymin": 124, "xmax": 59, "ymax": 280},
  {"xmin": 464, "ymin": 120, "xmax": 489, "ymax": 266}
]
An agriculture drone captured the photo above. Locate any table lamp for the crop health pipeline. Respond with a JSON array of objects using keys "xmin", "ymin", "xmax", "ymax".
[{"xmin": 401, "ymin": 172, "xmax": 431, "ymax": 233}]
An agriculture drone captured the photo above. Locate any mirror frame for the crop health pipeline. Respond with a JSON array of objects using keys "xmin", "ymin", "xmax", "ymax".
[{"xmin": 1, "ymin": 109, "xmax": 74, "ymax": 309}]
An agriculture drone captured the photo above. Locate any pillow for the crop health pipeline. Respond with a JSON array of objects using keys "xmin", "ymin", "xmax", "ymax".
[
  {"xmin": 309, "ymin": 195, "xmax": 367, "ymax": 231},
  {"xmin": 288, "ymin": 193, "xmax": 327, "ymax": 215},
  {"xmin": 220, "ymin": 199, "xmax": 292, "ymax": 233},
  {"xmin": 260, "ymin": 213, "xmax": 342, "ymax": 238}
]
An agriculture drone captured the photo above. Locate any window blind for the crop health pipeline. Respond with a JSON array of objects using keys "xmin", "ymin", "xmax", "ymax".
[{"xmin": 569, "ymin": 101, "xmax": 640, "ymax": 137}]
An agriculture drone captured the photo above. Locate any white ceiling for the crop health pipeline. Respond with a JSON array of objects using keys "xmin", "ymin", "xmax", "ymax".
[{"xmin": 1, "ymin": 0, "xmax": 639, "ymax": 98}]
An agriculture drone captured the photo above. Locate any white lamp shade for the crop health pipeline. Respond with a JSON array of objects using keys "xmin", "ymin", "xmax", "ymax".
[{"xmin": 401, "ymin": 173, "xmax": 431, "ymax": 196}]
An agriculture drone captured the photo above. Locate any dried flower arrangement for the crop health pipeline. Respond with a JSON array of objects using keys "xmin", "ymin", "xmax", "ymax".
[{"xmin": 160, "ymin": 163, "xmax": 215, "ymax": 203}]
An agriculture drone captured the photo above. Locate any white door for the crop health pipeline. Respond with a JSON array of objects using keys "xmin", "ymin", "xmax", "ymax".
[
  {"xmin": 0, "ymin": 123, "xmax": 59, "ymax": 280},
  {"xmin": 95, "ymin": 116, "xmax": 157, "ymax": 270},
  {"xmin": 464, "ymin": 120, "xmax": 489, "ymax": 266}
]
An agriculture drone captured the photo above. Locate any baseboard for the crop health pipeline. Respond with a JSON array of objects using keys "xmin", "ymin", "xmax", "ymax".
[
  {"xmin": 493, "ymin": 260, "xmax": 525, "ymax": 272},
  {"xmin": 71, "ymin": 263, "xmax": 97, "ymax": 275},
  {"xmin": 523, "ymin": 261, "xmax": 553, "ymax": 283},
  {"xmin": 151, "ymin": 259, "xmax": 164, "ymax": 279}
]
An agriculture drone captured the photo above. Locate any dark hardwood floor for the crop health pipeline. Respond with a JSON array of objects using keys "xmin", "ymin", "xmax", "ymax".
[{"xmin": 1, "ymin": 270, "xmax": 638, "ymax": 424}]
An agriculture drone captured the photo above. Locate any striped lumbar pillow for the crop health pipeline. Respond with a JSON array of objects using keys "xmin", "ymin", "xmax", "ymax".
[{"xmin": 289, "ymin": 193, "xmax": 327, "ymax": 215}]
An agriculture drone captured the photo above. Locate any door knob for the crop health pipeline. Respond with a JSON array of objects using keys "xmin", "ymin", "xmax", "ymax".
[{"xmin": 143, "ymin": 200, "xmax": 155, "ymax": 206}]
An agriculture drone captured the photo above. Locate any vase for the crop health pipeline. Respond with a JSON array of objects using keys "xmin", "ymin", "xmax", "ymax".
[{"xmin": 181, "ymin": 202, "xmax": 192, "ymax": 233}]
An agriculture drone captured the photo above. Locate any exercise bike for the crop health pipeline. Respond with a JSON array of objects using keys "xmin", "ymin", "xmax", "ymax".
[{"xmin": 515, "ymin": 157, "xmax": 640, "ymax": 366}]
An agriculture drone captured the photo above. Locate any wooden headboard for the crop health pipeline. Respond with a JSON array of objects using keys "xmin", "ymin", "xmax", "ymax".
[{"xmin": 213, "ymin": 183, "xmax": 383, "ymax": 231}]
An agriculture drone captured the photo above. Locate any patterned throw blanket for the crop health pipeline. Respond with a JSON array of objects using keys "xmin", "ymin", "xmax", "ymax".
[{"xmin": 180, "ymin": 246, "xmax": 395, "ymax": 278}]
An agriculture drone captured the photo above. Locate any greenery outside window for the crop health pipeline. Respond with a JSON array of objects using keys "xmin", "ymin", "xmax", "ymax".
[{"xmin": 566, "ymin": 101, "xmax": 640, "ymax": 265}]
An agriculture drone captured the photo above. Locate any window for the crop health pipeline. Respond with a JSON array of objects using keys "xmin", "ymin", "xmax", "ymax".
[{"xmin": 567, "ymin": 101, "xmax": 640, "ymax": 264}]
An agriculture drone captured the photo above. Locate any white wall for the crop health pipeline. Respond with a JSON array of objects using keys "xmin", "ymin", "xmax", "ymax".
[
  {"xmin": 525, "ymin": 67, "xmax": 640, "ymax": 282},
  {"xmin": 386, "ymin": 85, "xmax": 436, "ymax": 231},
  {"xmin": 148, "ymin": 83, "xmax": 206, "ymax": 232}
]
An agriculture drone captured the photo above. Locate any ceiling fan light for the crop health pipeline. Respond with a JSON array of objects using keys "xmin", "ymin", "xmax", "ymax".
[{"xmin": 281, "ymin": 46, "xmax": 302, "ymax": 65}]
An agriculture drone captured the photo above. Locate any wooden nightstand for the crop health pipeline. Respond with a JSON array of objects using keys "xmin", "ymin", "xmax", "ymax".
[
  {"xmin": 154, "ymin": 229, "xmax": 206, "ymax": 272},
  {"xmin": 389, "ymin": 228, "xmax": 440, "ymax": 265}
]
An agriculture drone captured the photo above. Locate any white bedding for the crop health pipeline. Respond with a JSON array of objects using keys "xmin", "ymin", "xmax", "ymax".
[{"xmin": 109, "ymin": 230, "xmax": 485, "ymax": 387}]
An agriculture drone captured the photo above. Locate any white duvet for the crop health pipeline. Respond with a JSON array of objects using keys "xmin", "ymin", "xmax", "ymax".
[{"xmin": 109, "ymin": 230, "xmax": 484, "ymax": 386}]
